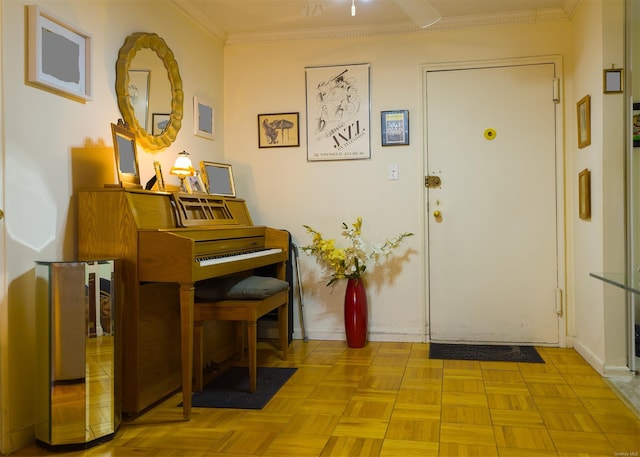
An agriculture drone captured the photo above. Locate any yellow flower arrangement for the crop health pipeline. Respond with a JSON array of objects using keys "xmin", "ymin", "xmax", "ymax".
[{"xmin": 302, "ymin": 217, "xmax": 413, "ymax": 286}]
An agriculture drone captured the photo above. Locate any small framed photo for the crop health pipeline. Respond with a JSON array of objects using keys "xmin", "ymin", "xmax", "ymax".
[
  {"xmin": 185, "ymin": 173, "xmax": 207, "ymax": 194},
  {"xmin": 153, "ymin": 161, "xmax": 165, "ymax": 191},
  {"xmin": 152, "ymin": 113, "xmax": 170, "ymax": 136},
  {"xmin": 603, "ymin": 68, "xmax": 623, "ymax": 93},
  {"xmin": 577, "ymin": 95, "xmax": 591, "ymax": 149},
  {"xmin": 258, "ymin": 112, "xmax": 300, "ymax": 148},
  {"xmin": 381, "ymin": 110, "xmax": 409, "ymax": 146},
  {"xmin": 579, "ymin": 168, "xmax": 591, "ymax": 221},
  {"xmin": 27, "ymin": 5, "xmax": 92, "ymax": 101},
  {"xmin": 200, "ymin": 161, "xmax": 236, "ymax": 197},
  {"xmin": 194, "ymin": 96, "xmax": 214, "ymax": 140},
  {"xmin": 111, "ymin": 120, "xmax": 141, "ymax": 189}
]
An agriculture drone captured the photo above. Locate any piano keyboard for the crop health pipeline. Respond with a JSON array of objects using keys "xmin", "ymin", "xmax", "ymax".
[{"xmin": 196, "ymin": 248, "xmax": 283, "ymax": 267}]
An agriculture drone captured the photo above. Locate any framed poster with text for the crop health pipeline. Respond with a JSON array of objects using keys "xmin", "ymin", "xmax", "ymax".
[{"xmin": 305, "ymin": 63, "xmax": 370, "ymax": 161}]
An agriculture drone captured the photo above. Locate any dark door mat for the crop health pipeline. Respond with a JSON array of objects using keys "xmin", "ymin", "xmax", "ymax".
[
  {"xmin": 181, "ymin": 367, "xmax": 297, "ymax": 409},
  {"xmin": 429, "ymin": 342, "xmax": 544, "ymax": 363}
]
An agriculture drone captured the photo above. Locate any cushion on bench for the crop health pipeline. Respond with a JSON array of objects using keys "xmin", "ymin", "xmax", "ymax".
[{"xmin": 195, "ymin": 275, "xmax": 289, "ymax": 301}]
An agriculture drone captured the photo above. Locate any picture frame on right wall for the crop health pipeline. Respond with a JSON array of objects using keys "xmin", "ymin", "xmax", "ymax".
[
  {"xmin": 579, "ymin": 168, "xmax": 591, "ymax": 221},
  {"xmin": 577, "ymin": 95, "xmax": 591, "ymax": 149},
  {"xmin": 633, "ymin": 103, "xmax": 640, "ymax": 148}
]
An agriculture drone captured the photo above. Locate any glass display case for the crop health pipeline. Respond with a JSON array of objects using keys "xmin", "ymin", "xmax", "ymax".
[{"xmin": 34, "ymin": 260, "xmax": 119, "ymax": 451}]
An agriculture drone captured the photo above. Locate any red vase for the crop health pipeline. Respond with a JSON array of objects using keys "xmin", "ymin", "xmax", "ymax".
[{"xmin": 344, "ymin": 278, "xmax": 368, "ymax": 348}]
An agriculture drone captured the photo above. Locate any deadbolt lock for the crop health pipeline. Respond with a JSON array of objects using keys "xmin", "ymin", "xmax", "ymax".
[{"xmin": 425, "ymin": 175, "xmax": 441, "ymax": 188}]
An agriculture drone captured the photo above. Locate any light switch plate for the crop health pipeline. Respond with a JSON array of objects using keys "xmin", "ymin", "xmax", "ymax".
[{"xmin": 389, "ymin": 164, "xmax": 399, "ymax": 180}]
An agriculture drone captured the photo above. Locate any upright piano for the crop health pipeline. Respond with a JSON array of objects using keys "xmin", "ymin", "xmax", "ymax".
[{"xmin": 78, "ymin": 188, "xmax": 289, "ymax": 419}]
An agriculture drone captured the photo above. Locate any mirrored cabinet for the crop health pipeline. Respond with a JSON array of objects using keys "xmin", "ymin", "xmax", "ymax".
[{"xmin": 34, "ymin": 260, "xmax": 119, "ymax": 451}]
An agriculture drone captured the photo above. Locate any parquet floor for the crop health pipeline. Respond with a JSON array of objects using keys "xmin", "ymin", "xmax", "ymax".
[{"xmin": 12, "ymin": 340, "xmax": 640, "ymax": 457}]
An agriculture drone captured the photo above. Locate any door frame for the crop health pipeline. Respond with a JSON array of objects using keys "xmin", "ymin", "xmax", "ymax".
[
  {"xmin": 420, "ymin": 55, "xmax": 567, "ymax": 348},
  {"xmin": 0, "ymin": 1, "xmax": 7, "ymax": 452}
]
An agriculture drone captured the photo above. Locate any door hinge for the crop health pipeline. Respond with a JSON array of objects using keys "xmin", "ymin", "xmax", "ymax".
[
  {"xmin": 553, "ymin": 78, "xmax": 560, "ymax": 104},
  {"xmin": 555, "ymin": 288, "xmax": 563, "ymax": 315},
  {"xmin": 425, "ymin": 175, "xmax": 441, "ymax": 188}
]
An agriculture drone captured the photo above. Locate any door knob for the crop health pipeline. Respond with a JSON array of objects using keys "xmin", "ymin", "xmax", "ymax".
[{"xmin": 433, "ymin": 210, "xmax": 441, "ymax": 218}]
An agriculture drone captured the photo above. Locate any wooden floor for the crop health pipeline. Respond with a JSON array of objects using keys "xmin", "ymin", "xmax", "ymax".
[{"xmin": 13, "ymin": 340, "xmax": 640, "ymax": 456}]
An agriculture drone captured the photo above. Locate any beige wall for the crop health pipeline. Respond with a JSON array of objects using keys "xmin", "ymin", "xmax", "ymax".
[
  {"xmin": 569, "ymin": 0, "xmax": 628, "ymax": 374},
  {"xmin": 223, "ymin": 22, "xmax": 573, "ymax": 342},
  {"xmin": 0, "ymin": 0, "xmax": 225, "ymax": 452},
  {"xmin": 223, "ymin": 0, "xmax": 628, "ymax": 386}
]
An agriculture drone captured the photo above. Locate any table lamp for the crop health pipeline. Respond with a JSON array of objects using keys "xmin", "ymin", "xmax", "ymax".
[{"xmin": 170, "ymin": 151, "xmax": 195, "ymax": 191}]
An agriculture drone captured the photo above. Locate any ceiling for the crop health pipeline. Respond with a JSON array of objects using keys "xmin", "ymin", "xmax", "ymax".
[{"xmin": 173, "ymin": 0, "xmax": 578, "ymax": 44}]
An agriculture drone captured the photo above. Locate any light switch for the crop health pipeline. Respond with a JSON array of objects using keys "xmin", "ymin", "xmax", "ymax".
[{"xmin": 389, "ymin": 164, "xmax": 399, "ymax": 180}]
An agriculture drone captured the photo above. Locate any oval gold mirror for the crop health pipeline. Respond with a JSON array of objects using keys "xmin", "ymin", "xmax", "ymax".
[{"xmin": 115, "ymin": 32, "xmax": 183, "ymax": 150}]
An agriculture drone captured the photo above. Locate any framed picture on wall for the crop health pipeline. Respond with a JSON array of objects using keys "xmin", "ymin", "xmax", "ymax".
[
  {"xmin": 194, "ymin": 96, "xmax": 214, "ymax": 140},
  {"xmin": 381, "ymin": 110, "xmax": 409, "ymax": 146},
  {"xmin": 633, "ymin": 103, "xmax": 640, "ymax": 148},
  {"xmin": 579, "ymin": 168, "xmax": 591, "ymax": 221},
  {"xmin": 27, "ymin": 5, "xmax": 92, "ymax": 101},
  {"xmin": 603, "ymin": 68, "xmax": 623, "ymax": 93},
  {"xmin": 577, "ymin": 95, "xmax": 591, "ymax": 149},
  {"xmin": 305, "ymin": 63, "xmax": 370, "ymax": 161},
  {"xmin": 258, "ymin": 112, "xmax": 300, "ymax": 148}
]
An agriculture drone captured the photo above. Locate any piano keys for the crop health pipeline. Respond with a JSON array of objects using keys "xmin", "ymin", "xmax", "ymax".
[
  {"xmin": 78, "ymin": 187, "xmax": 289, "ymax": 419},
  {"xmin": 197, "ymin": 248, "xmax": 283, "ymax": 267}
]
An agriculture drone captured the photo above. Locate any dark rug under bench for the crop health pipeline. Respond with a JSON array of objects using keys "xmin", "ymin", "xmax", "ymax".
[{"xmin": 182, "ymin": 367, "xmax": 297, "ymax": 410}]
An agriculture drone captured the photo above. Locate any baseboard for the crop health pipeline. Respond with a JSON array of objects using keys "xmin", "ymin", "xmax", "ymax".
[
  {"xmin": 572, "ymin": 338, "xmax": 605, "ymax": 374},
  {"xmin": 602, "ymin": 364, "xmax": 634, "ymax": 378},
  {"xmin": 290, "ymin": 328, "xmax": 426, "ymax": 343},
  {"xmin": 368, "ymin": 330, "xmax": 425, "ymax": 342}
]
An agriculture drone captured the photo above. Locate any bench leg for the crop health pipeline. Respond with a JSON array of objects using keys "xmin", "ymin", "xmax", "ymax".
[
  {"xmin": 247, "ymin": 320, "xmax": 257, "ymax": 392},
  {"xmin": 234, "ymin": 321, "xmax": 245, "ymax": 360}
]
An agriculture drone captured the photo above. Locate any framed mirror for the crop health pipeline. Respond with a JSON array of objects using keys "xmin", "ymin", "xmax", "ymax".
[
  {"xmin": 115, "ymin": 32, "xmax": 183, "ymax": 151},
  {"xmin": 200, "ymin": 161, "xmax": 236, "ymax": 197},
  {"xmin": 111, "ymin": 121, "xmax": 141, "ymax": 188}
]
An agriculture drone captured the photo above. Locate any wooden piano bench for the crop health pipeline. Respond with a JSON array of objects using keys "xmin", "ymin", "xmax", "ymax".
[{"xmin": 193, "ymin": 276, "xmax": 289, "ymax": 393}]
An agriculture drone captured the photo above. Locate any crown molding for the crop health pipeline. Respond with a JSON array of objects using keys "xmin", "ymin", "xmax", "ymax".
[
  {"xmin": 225, "ymin": 7, "xmax": 569, "ymax": 45},
  {"xmin": 563, "ymin": 0, "xmax": 582, "ymax": 19},
  {"xmin": 431, "ymin": 7, "xmax": 570, "ymax": 32},
  {"xmin": 171, "ymin": 2, "xmax": 570, "ymax": 47},
  {"xmin": 170, "ymin": 0, "xmax": 228, "ymax": 44}
]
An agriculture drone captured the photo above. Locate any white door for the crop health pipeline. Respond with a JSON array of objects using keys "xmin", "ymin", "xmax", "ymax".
[{"xmin": 427, "ymin": 62, "xmax": 561, "ymax": 345}]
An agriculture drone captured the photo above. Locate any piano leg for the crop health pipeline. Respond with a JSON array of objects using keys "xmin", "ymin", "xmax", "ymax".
[
  {"xmin": 247, "ymin": 321, "xmax": 257, "ymax": 392},
  {"xmin": 179, "ymin": 282, "xmax": 195, "ymax": 420}
]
